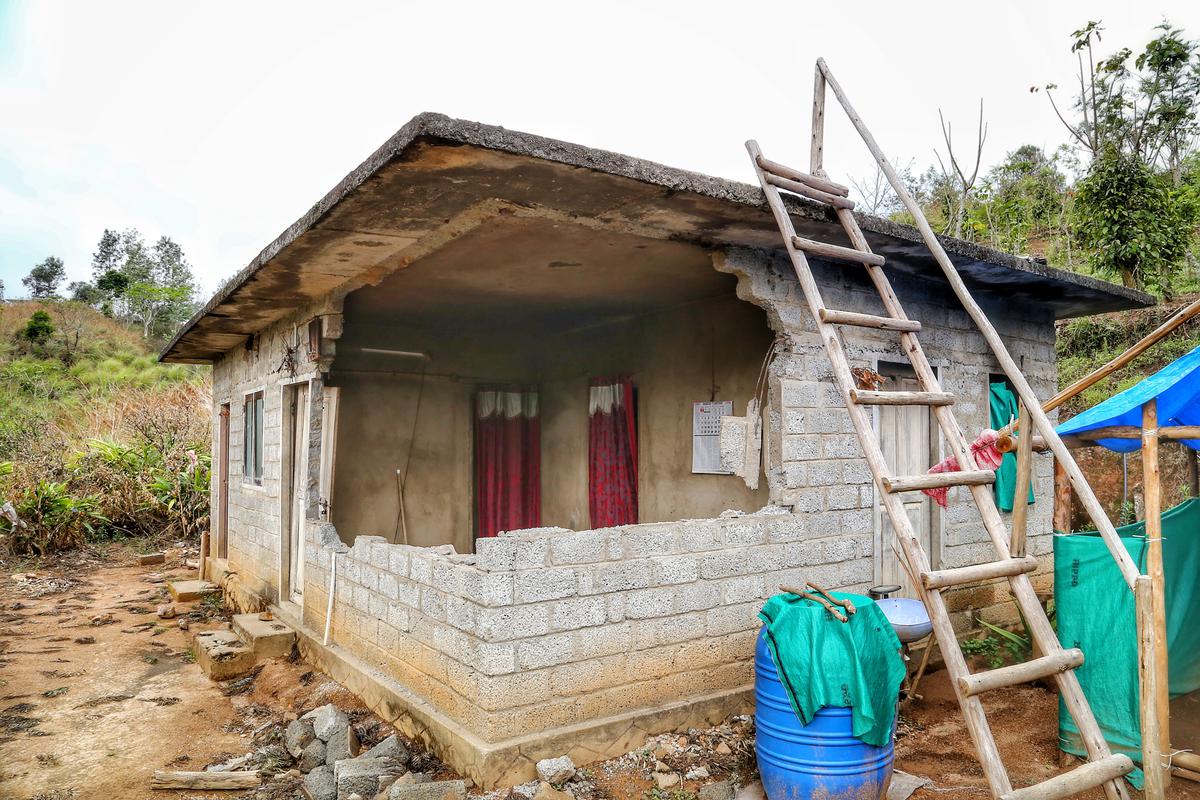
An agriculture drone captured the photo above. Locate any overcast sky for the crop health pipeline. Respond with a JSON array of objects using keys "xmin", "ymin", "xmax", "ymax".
[{"xmin": 2, "ymin": 0, "xmax": 1198, "ymax": 300}]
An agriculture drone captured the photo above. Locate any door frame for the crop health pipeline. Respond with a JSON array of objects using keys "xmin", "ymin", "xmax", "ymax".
[
  {"xmin": 279, "ymin": 380, "xmax": 311, "ymax": 606},
  {"xmin": 871, "ymin": 360, "xmax": 943, "ymax": 595},
  {"xmin": 216, "ymin": 403, "xmax": 230, "ymax": 559}
]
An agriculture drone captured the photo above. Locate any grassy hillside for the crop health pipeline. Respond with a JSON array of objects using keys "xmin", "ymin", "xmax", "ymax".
[{"xmin": 0, "ymin": 300, "xmax": 211, "ymax": 555}]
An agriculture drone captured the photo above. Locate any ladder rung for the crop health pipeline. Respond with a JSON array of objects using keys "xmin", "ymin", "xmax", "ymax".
[
  {"xmin": 791, "ymin": 236, "xmax": 885, "ymax": 266},
  {"xmin": 820, "ymin": 309, "xmax": 921, "ymax": 332},
  {"xmin": 755, "ymin": 154, "xmax": 850, "ymax": 196},
  {"xmin": 959, "ymin": 649, "xmax": 1084, "ymax": 697},
  {"xmin": 922, "ymin": 555, "xmax": 1040, "ymax": 589},
  {"xmin": 999, "ymin": 754, "xmax": 1132, "ymax": 800},
  {"xmin": 765, "ymin": 173, "xmax": 855, "ymax": 210},
  {"xmin": 882, "ymin": 470, "xmax": 994, "ymax": 493},
  {"xmin": 850, "ymin": 389, "xmax": 954, "ymax": 406}
]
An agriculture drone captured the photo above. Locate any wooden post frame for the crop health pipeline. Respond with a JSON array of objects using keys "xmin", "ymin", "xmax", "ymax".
[
  {"xmin": 1136, "ymin": 576, "xmax": 1166, "ymax": 800},
  {"xmin": 1141, "ymin": 400, "xmax": 1171, "ymax": 788}
]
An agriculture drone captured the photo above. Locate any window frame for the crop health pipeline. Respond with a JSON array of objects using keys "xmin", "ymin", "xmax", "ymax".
[{"xmin": 243, "ymin": 390, "xmax": 265, "ymax": 485}]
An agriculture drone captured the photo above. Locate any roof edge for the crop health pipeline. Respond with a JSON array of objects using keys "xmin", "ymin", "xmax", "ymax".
[{"xmin": 162, "ymin": 113, "xmax": 1153, "ymax": 361}]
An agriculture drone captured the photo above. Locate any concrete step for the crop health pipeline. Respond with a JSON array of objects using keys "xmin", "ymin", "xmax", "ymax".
[
  {"xmin": 193, "ymin": 629, "xmax": 257, "ymax": 680},
  {"xmin": 231, "ymin": 613, "xmax": 296, "ymax": 659},
  {"xmin": 168, "ymin": 579, "xmax": 219, "ymax": 602}
]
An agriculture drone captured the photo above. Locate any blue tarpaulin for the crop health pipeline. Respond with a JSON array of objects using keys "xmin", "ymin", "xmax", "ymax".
[{"xmin": 1055, "ymin": 344, "xmax": 1200, "ymax": 452}]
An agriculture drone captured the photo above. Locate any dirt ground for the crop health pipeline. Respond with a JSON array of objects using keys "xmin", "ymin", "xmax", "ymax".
[{"xmin": 0, "ymin": 549, "xmax": 1196, "ymax": 800}]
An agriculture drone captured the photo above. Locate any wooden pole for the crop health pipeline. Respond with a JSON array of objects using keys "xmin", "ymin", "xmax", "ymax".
[
  {"xmin": 151, "ymin": 770, "xmax": 261, "ymax": 789},
  {"xmin": 810, "ymin": 62, "xmax": 826, "ymax": 175},
  {"xmin": 1010, "ymin": 400, "xmax": 1033, "ymax": 557},
  {"xmin": 1136, "ymin": 576, "xmax": 1166, "ymax": 800},
  {"xmin": 1046, "ymin": 298, "xmax": 1200, "ymax": 417},
  {"xmin": 198, "ymin": 530, "xmax": 209, "ymax": 581},
  {"xmin": 1054, "ymin": 459, "xmax": 1073, "ymax": 534},
  {"xmin": 1141, "ymin": 400, "xmax": 1171, "ymax": 788}
]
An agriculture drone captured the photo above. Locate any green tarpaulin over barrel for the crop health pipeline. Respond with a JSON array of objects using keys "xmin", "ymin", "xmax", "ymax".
[{"xmin": 1055, "ymin": 498, "xmax": 1200, "ymax": 787}]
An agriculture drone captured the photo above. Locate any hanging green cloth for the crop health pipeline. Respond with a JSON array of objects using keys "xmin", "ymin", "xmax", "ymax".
[
  {"xmin": 1055, "ymin": 498, "xmax": 1200, "ymax": 788},
  {"xmin": 758, "ymin": 591, "xmax": 906, "ymax": 746},
  {"xmin": 989, "ymin": 379, "xmax": 1035, "ymax": 512}
]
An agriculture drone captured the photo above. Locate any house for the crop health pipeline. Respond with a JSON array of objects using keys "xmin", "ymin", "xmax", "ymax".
[{"xmin": 161, "ymin": 114, "xmax": 1150, "ymax": 786}]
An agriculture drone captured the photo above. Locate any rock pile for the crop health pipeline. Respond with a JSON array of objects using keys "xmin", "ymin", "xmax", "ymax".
[{"xmin": 285, "ymin": 704, "xmax": 464, "ymax": 800}]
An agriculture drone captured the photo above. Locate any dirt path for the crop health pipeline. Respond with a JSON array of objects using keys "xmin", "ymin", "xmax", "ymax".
[
  {"xmin": 0, "ymin": 557, "xmax": 250, "ymax": 798},
  {"xmin": 1, "ymin": 551, "xmax": 1195, "ymax": 800}
]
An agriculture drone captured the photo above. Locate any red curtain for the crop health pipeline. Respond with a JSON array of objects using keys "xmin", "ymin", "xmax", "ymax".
[
  {"xmin": 588, "ymin": 376, "xmax": 638, "ymax": 528},
  {"xmin": 474, "ymin": 388, "xmax": 540, "ymax": 539}
]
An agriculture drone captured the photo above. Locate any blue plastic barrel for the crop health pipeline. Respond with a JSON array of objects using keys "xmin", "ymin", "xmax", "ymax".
[{"xmin": 755, "ymin": 630, "xmax": 895, "ymax": 800}]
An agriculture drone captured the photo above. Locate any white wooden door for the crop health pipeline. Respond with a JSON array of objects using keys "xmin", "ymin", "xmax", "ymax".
[
  {"xmin": 287, "ymin": 383, "xmax": 309, "ymax": 603},
  {"xmin": 875, "ymin": 365, "xmax": 937, "ymax": 598}
]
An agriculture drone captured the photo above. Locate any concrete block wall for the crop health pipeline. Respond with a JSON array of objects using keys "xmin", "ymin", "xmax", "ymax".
[
  {"xmin": 300, "ymin": 510, "xmax": 871, "ymax": 745},
  {"xmin": 717, "ymin": 248, "xmax": 1059, "ymax": 631},
  {"xmin": 211, "ymin": 297, "xmax": 333, "ymax": 603}
]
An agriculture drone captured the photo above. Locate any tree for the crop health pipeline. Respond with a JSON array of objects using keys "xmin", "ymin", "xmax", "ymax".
[
  {"xmin": 68, "ymin": 281, "xmax": 103, "ymax": 306},
  {"xmin": 23, "ymin": 256, "xmax": 66, "ymax": 298},
  {"xmin": 1040, "ymin": 21, "xmax": 1200, "ymax": 290},
  {"xmin": 1074, "ymin": 146, "xmax": 1190, "ymax": 292},
  {"xmin": 21, "ymin": 310, "xmax": 54, "ymax": 345},
  {"xmin": 973, "ymin": 146, "xmax": 1071, "ymax": 258},
  {"xmin": 934, "ymin": 100, "xmax": 989, "ymax": 239},
  {"xmin": 0, "ymin": 278, "xmax": 5, "ymax": 302},
  {"xmin": 85, "ymin": 228, "xmax": 198, "ymax": 338}
]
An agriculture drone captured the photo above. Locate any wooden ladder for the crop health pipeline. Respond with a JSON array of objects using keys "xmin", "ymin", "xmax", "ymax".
[{"xmin": 746, "ymin": 59, "xmax": 1137, "ymax": 800}]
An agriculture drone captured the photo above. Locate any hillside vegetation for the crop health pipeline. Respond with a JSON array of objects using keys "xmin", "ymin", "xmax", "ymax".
[
  {"xmin": 1057, "ymin": 296, "xmax": 1200, "ymax": 527},
  {"xmin": 0, "ymin": 300, "xmax": 211, "ymax": 555}
]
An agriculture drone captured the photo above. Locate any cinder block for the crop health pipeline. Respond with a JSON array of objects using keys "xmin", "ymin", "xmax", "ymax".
[{"xmin": 514, "ymin": 568, "xmax": 577, "ymax": 603}]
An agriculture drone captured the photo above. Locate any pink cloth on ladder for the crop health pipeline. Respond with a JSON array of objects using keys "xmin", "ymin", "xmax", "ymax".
[{"xmin": 921, "ymin": 429, "xmax": 1003, "ymax": 508}]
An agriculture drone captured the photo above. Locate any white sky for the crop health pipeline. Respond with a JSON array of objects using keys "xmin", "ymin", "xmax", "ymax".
[{"xmin": 2, "ymin": 0, "xmax": 1198, "ymax": 299}]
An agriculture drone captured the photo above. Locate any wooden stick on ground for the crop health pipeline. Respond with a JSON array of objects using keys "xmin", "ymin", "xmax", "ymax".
[
  {"xmin": 780, "ymin": 584, "xmax": 848, "ymax": 622},
  {"xmin": 151, "ymin": 770, "xmax": 262, "ymax": 790}
]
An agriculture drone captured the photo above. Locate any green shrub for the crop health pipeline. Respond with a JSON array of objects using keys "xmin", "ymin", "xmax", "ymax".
[{"xmin": 0, "ymin": 480, "xmax": 108, "ymax": 555}]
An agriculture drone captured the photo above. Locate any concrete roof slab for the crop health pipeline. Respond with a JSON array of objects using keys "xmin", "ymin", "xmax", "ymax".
[{"xmin": 161, "ymin": 113, "xmax": 1153, "ymax": 363}]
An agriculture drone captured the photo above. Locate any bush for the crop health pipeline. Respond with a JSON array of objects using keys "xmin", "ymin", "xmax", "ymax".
[{"xmin": 0, "ymin": 480, "xmax": 108, "ymax": 555}]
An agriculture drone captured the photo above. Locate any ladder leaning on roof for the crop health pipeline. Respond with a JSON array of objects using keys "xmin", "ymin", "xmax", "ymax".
[{"xmin": 746, "ymin": 58, "xmax": 1140, "ymax": 800}]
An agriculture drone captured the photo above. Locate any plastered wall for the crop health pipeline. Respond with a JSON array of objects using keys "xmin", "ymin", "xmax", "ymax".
[{"xmin": 328, "ymin": 293, "xmax": 774, "ymax": 546}]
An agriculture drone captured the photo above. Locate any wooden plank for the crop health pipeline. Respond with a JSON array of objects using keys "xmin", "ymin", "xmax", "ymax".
[
  {"xmin": 151, "ymin": 770, "xmax": 262, "ymax": 789},
  {"xmin": 757, "ymin": 155, "xmax": 848, "ymax": 196},
  {"xmin": 1142, "ymin": 401, "xmax": 1172, "ymax": 788},
  {"xmin": 791, "ymin": 235, "xmax": 884, "ymax": 266},
  {"xmin": 765, "ymin": 173, "xmax": 855, "ymax": 209},
  {"xmin": 998, "ymin": 755, "xmax": 1133, "ymax": 800},
  {"xmin": 959, "ymin": 648, "xmax": 1083, "ymax": 697},
  {"xmin": 816, "ymin": 57, "xmax": 1141, "ymax": 593},
  {"xmin": 882, "ymin": 470, "xmax": 995, "ymax": 493},
  {"xmin": 850, "ymin": 389, "xmax": 954, "ymax": 406},
  {"xmin": 819, "ymin": 308, "xmax": 921, "ymax": 332},
  {"xmin": 922, "ymin": 555, "xmax": 1039, "ymax": 590},
  {"xmin": 1010, "ymin": 401, "xmax": 1034, "ymax": 558},
  {"xmin": 746, "ymin": 138, "xmax": 1014, "ymax": 798},
  {"xmin": 1137, "ymin": 576, "xmax": 1167, "ymax": 800}
]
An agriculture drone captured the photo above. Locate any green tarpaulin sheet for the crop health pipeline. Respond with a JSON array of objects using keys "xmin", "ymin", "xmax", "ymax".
[
  {"xmin": 1055, "ymin": 498, "xmax": 1200, "ymax": 787},
  {"xmin": 989, "ymin": 379, "xmax": 1035, "ymax": 512},
  {"xmin": 759, "ymin": 591, "xmax": 906, "ymax": 747}
]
